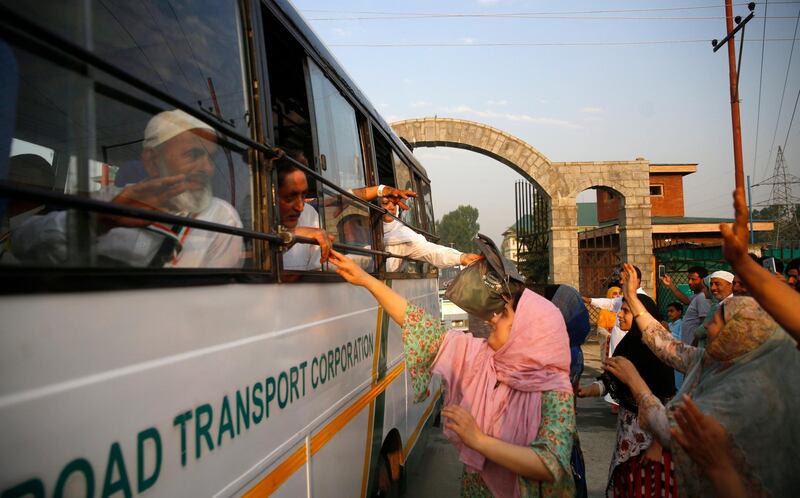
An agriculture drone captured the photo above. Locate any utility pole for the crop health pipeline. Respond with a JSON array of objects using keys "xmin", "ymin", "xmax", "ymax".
[
  {"xmin": 712, "ymin": 1, "xmax": 756, "ymax": 191},
  {"xmin": 747, "ymin": 174, "xmax": 755, "ymax": 243}
]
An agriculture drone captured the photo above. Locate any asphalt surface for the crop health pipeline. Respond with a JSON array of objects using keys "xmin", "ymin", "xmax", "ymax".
[{"xmin": 405, "ymin": 340, "xmax": 617, "ymax": 497}]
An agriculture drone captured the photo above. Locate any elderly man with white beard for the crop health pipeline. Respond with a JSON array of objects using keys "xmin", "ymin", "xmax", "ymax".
[{"xmin": 12, "ymin": 110, "xmax": 243, "ymax": 267}]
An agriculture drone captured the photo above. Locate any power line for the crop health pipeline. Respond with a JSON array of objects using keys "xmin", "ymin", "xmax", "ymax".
[
  {"xmin": 784, "ymin": 82, "xmax": 800, "ymax": 150},
  {"xmin": 764, "ymin": 9, "xmax": 800, "ymax": 182},
  {"xmin": 308, "ymin": 14, "xmax": 796, "ymax": 22},
  {"xmin": 752, "ymin": 0, "xmax": 769, "ymax": 179},
  {"xmin": 303, "ymin": 2, "xmax": 800, "ymax": 18},
  {"xmin": 329, "ymin": 38, "xmax": 794, "ymax": 48}
]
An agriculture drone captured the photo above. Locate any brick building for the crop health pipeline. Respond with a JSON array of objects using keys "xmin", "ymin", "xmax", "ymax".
[
  {"xmin": 585, "ymin": 163, "xmax": 773, "ymax": 249},
  {"xmin": 575, "ymin": 163, "xmax": 773, "ymax": 296}
]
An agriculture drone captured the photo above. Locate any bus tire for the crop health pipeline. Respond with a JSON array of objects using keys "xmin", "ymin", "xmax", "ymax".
[{"xmin": 374, "ymin": 430, "xmax": 404, "ymax": 498}]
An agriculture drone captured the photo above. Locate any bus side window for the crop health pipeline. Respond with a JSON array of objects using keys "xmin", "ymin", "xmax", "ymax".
[
  {"xmin": 394, "ymin": 158, "xmax": 419, "ymax": 229},
  {"xmin": 307, "ymin": 59, "xmax": 373, "ymax": 271},
  {"xmin": 8, "ymin": 0, "xmax": 255, "ymax": 236},
  {"xmin": 263, "ymin": 8, "xmax": 314, "ymax": 156},
  {"xmin": 372, "ymin": 127, "xmax": 396, "ymax": 189},
  {"xmin": 9, "ymin": 1, "xmax": 250, "ymax": 136},
  {"xmin": 414, "ymin": 173, "xmax": 436, "ymax": 234},
  {"xmin": 2, "ymin": 41, "xmax": 255, "ymax": 269},
  {"xmin": 416, "ymin": 176, "xmax": 436, "ymax": 235}
]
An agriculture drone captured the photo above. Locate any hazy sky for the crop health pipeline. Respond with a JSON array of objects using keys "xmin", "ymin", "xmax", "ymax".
[{"xmin": 292, "ymin": 0, "xmax": 800, "ymax": 245}]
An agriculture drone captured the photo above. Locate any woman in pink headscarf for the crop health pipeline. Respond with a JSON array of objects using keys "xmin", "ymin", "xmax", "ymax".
[{"xmin": 329, "ymin": 250, "xmax": 576, "ymax": 498}]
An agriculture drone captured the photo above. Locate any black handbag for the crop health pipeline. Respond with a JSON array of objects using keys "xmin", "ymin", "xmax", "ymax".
[{"xmin": 443, "ymin": 234, "xmax": 525, "ymax": 321}]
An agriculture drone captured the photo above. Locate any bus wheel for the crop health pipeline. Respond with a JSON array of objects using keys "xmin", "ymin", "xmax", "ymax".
[
  {"xmin": 375, "ymin": 451, "xmax": 402, "ymax": 498},
  {"xmin": 374, "ymin": 429, "xmax": 404, "ymax": 498}
]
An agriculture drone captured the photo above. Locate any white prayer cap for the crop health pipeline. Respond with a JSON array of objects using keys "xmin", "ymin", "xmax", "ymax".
[
  {"xmin": 709, "ymin": 270, "xmax": 734, "ymax": 283},
  {"xmin": 143, "ymin": 109, "xmax": 215, "ymax": 149}
]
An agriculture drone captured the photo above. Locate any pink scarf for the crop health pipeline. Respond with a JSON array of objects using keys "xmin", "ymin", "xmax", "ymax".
[{"xmin": 432, "ymin": 290, "xmax": 572, "ymax": 498}]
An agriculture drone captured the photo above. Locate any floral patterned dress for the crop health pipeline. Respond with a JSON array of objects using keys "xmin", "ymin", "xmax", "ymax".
[{"xmin": 402, "ymin": 303, "xmax": 576, "ymax": 498}]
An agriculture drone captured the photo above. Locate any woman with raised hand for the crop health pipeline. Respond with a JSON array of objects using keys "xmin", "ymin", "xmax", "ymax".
[
  {"xmin": 603, "ymin": 262, "xmax": 800, "ymax": 497},
  {"xmin": 577, "ymin": 293, "xmax": 675, "ymax": 497},
  {"xmin": 329, "ymin": 250, "xmax": 575, "ymax": 498},
  {"xmin": 720, "ymin": 187, "xmax": 800, "ymax": 341}
]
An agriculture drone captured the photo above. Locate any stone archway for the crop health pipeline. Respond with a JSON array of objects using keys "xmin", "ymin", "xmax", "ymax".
[{"xmin": 391, "ymin": 117, "xmax": 655, "ymax": 293}]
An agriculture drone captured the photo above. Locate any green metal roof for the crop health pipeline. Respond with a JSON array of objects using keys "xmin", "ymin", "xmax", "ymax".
[
  {"xmin": 577, "ymin": 203, "xmax": 598, "ymax": 227},
  {"xmin": 505, "ymin": 203, "xmax": 599, "ymax": 232}
]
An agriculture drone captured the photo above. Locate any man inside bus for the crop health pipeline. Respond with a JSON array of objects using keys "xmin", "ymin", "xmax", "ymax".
[
  {"xmin": 380, "ymin": 195, "xmax": 480, "ymax": 272},
  {"xmin": 275, "ymin": 149, "xmax": 333, "ymax": 271},
  {"xmin": 275, "ymin": 149, "xmax": 479, "ymax": 272},
  {"xmin": 1, "ymin": 154, "xmax": 55, "ymax": 264},
  {"xmin": 11, "ymin": 109, "xmax": 243, "ymax": 267}
]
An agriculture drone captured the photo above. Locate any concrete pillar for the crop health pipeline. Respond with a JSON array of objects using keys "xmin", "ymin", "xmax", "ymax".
[
  {"xmin": 549, "ymin": 201, "xmax": 580, "ymax": 289},
  {"xmin": 619, "ymin": 202, "xmax": 654, "ymax": 295}
]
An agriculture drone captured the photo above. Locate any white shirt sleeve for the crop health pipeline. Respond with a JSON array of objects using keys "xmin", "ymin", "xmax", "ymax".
[
  {"xmin": 11, "ymin": 211, "xmax": 69, "ymax": 264},
  {"xmin": 388, "ymin": 238, "xmax": 463, "ymax": 270},
  {"xmin": 12, "ymin": 197, "xmax": 245, "ymax": 268},
  {"xmin": 198, "ymin": 199, "xmax": 243, "ymax": 268}
]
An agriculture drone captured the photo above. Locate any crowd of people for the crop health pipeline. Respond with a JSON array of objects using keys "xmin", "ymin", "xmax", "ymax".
[{"xmin": 329, "ymin": 185, "xmax": 800, "ymax": 498}]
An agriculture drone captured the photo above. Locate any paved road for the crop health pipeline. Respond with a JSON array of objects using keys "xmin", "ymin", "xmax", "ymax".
[{"xmin": 405, "ymin": 340, "xmax": 617, "ymax": 497}]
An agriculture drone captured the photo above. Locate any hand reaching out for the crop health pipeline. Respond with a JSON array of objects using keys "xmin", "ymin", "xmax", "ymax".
[
  {"xmin": 671, "ymin": 395, "xmax": 750, "ymax": 498},
  {"xmin": 715, "ymin": 188, "xmax": 800, "ymax": 341},
  {"xmin": 100, "ymin": 175, "xmax": 189, "ymax": 228},
  {"xmin": 577, "ymin": 383, "xmax": 600, "ymax": 398},
  {"xmin": 719, "ymin": 188, "xmax": 750, "ymax": 266},
  {"xmin": 441, "ymin": 405, "xmax": 484, "ymax": 450},
  {"xmin": 620, "ymin": 263, "xmax": 640, "ymax": 300},
  {"xmin": 671, "ymin": 395, "xmax": 732, "ymax": 471},
  {"xmin": 293, "ymin": 227, "xmax": 334, "ymax": 264},
  {"xmin": 460, "ymin": 253, "xmax": 482, "ymax": 266},
  {"xmin": 383, "ymin": 187, "xmax": 417, "ymax": 212},
  {"xmin": 328, "ymin": 249, "xmax": 372, "ymax": 287},
  {"xmin": 602, "ymin": 356, "xmax": 646, "ymax": 391},
  {"xmin": 642, "ymin": 439, "xmax": 663, "ymax": 464}
]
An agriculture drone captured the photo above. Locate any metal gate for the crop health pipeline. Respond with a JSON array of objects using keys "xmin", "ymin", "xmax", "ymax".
[
  {"xmin": 514, "ymin": 180, "xmax": 550, "ymax": 283},
  {"xmin": 578, "ymin": 228, "xmax": 620, "ymax": 298}
]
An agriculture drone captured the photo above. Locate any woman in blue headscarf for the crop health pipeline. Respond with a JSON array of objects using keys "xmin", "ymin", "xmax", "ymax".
[{"xmin": 535, "ymin": 284, "xmax": 590, "ymax": 498}]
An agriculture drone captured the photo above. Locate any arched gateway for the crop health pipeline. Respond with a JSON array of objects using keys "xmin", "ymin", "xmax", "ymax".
[{"xmin": 391, "ymin": 117, "xmax": 655, "ymax": 293}]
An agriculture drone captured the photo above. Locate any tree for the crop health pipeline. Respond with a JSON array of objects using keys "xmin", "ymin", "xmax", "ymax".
[
  {"xmin": 510, "ymin": 216, "xmax": 550, "ymax": 283},
  {"xmin": 752, "ymin": 204, "xmax": 800, "ymax": 245},
  {"xmin": 436, "ymin": 205, "xmax": 480, "ymax": 253}
]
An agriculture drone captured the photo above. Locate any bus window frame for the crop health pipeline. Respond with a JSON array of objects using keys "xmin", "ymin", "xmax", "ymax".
[
  {"xmin": 361, "ymin": 119, "xmax": 386, "ymax": 272},
  {"xmin": 242, "ymin": 0, "xmax": 274, "ymax": 272},
  {"xmin": 420, "ymin": 178, "xmax": 436, "ymax": 235},
  {"xmin": 292, "ymin": 55, "xmax": 376, "ymax": 275},
  {"xmin": 393, "ymin": 155, "xmax": 422, "ymax": 230},
  {"xmin": 370, "ymin": 125, "xmax": 398, "ymax": 191}
]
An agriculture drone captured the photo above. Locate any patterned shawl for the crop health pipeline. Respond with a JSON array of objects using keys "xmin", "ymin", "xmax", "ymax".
[{"xmin": 668, "ymin": 296, "xmax": 800, "ymax": 497}]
